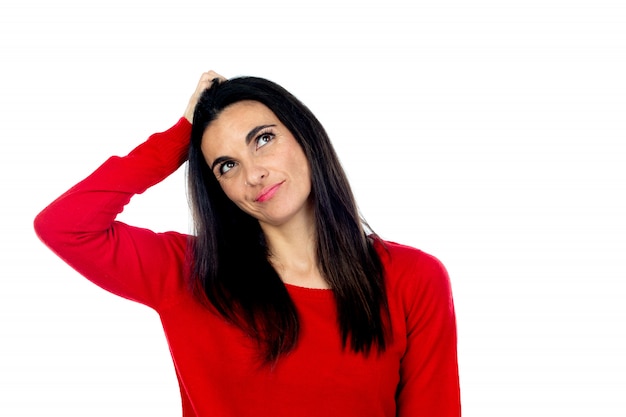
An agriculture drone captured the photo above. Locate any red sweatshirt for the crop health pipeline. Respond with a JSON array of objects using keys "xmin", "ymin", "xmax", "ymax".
[{"xmin": 34, "ymin": 118, "xmax": 460, "ymax": 417}]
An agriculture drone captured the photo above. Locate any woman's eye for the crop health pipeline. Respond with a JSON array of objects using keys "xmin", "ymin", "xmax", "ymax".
[
  {"xmin": 219, "ymin": 161, "xmax": 236, "ymax": 175},
  {"xmin": 256, "ymin": 133, "xmax": 274, "ymax": 148}
]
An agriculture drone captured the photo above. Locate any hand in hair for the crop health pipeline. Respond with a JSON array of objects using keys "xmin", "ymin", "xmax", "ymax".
[{"xmin": 184, "ymin": 70, "xmax": 227, "ymax": 123}]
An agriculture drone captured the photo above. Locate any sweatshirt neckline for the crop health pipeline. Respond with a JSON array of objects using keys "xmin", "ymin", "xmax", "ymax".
[{"xmin": 283, "ymin": 282, "xmax": 334, "ymax": 299}]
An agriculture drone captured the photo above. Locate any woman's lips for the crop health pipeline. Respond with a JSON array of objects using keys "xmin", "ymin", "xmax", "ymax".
[{"xmin": 255, "ymin": 181, "xmax": 285, "ymax": 202}]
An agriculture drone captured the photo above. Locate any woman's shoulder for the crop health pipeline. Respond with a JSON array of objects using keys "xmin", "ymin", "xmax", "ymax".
[
  {"xmin": 373, "ymin": 238, "xmax": 450, "ymax": 296},
  {"xmin": 374, "ymin": 238, "xmax": 445, "ymax": 272}
]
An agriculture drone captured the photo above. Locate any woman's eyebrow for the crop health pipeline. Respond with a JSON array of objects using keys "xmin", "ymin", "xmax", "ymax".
[{"xmin": 245, "ymin": 124, "xmax": 276, "ymax": 145}]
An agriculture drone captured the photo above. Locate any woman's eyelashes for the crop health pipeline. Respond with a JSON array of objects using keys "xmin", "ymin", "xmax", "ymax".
[
  {"xmin": 255, "ymin": 130, "xmax": 275, "ymax": 149},
  {"xmin": 215, "ymin": 131, "xmax": 276, "ymax": 177},
  {"xmin": 217, "ymin": 160, "xmax": 236, "ymax": 176}
]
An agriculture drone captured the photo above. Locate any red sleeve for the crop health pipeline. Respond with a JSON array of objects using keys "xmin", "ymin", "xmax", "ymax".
[
  {"xmin": 33, "ymin": 118, "xmax": 193, "ymax": 310},
  {"xmin": 396, "ymin": 251, "xmax": 461, "ymax": 417}
]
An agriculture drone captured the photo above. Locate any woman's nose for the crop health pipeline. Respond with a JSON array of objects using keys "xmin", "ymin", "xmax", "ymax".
[{"xmin": 244, "ymin": 163, "xmax": 269, "ymax": 186}]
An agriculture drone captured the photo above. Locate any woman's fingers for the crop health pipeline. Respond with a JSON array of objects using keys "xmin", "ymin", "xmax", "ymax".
[
  {"xmin": 197, "ymin": 70, "xmax": 227, "ymax": 92},
  {"xmin": 184, "ymin": 70, "xmax": 227, "ymax": 123}
]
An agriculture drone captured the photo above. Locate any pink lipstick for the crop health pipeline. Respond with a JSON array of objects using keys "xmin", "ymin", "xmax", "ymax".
[{"xmin": 255, "ymin": 181, "xmax": 285, "ymax": 202}]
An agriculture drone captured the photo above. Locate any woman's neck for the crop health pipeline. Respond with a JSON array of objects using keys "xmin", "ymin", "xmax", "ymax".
[{"xmin": 260, "ymin": 212, "xmax": 329, "ymax": 289}]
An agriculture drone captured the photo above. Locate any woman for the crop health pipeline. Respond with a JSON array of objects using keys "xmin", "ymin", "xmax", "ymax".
[{"xmin": 34, "ymin": 71, "xmax": 461, "ymax": 416}]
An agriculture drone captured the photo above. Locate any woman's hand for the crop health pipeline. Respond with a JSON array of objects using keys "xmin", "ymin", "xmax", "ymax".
[{"xmin": 184, "ymin": 70, "xmax": 227, "ymax": 123}]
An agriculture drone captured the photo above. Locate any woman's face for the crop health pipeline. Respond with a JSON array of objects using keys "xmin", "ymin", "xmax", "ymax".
[{"xmin": 201, "ymin": 100, "xmax": 313, "ymax": 229}]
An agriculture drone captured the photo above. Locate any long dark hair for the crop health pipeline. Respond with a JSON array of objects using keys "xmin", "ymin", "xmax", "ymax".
[{"xmin": 187, "ymin": 76, "xmax": 389, "ymax": 363}]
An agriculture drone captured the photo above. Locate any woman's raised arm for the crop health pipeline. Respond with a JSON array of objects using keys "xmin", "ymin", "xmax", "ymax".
[{"xmin": 33, "ymin": 71, "xmax": 224, "ymax": 310}]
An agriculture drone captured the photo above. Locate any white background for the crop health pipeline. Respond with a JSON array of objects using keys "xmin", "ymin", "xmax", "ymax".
[{"xmin": 1, "ymin": 0, "xmax": 625, "ymax": 416}]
